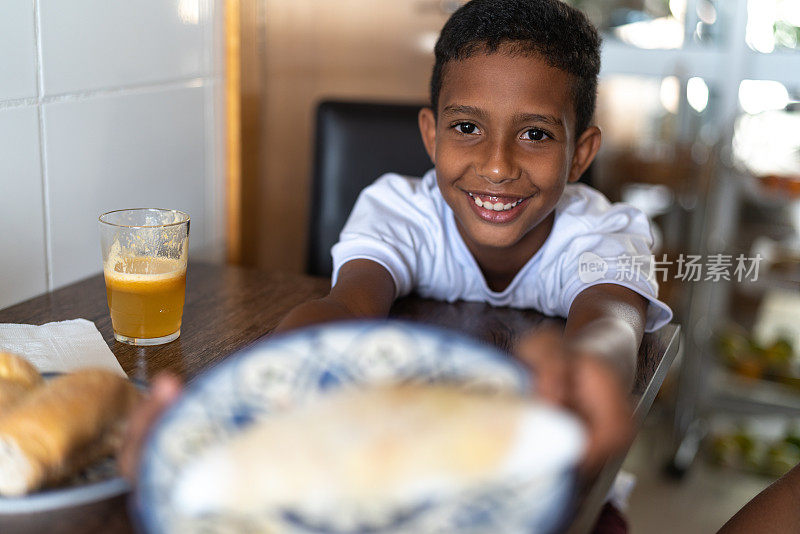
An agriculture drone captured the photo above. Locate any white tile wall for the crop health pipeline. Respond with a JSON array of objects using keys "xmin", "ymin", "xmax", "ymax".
[
  {"xmin": 39, "ymin": 0, "xmax": 208, "ymax": 95},
  {"xmin": 0, "ymin": 0, "xmax": 224, "ymax": 308},
  {"xmin": 0, "ymin": 107, "xmax": 48, "ymax": 308},
  {"xmin": 0, "ymin": 0, "xmax": 38, "ymax": 101},
  {"xmin": 44, "ymin": 85, "xmax": 208, "ymax": 288},
  {"xmin": 205, "ymin": 79, "xmax": 226, "ymax": 256}
]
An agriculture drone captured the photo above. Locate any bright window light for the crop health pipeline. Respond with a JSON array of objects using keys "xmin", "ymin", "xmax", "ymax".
[
  {"xmin": 697, "ymin": 1, "xmax": 717, "ymax": 25},
  {"xmin": 739, "ymin": 80, "xmax": 790, "ymax": 115},
  {"xmin": 780, "ymin": 0, "xmax": 800, "ymax": 26},
  {"xmin": 733, "ymin": 111, "xmax": 800, "ymax": 177},
  {"xmin": 614, "ymin": 17, "xmax": 685, "ymax": 50},
  {"xmin": 660, "ymin": 76, "xmax": 681, "ymax": 114},
  {"xmin": 669, "ymin": 0, "xmax": 687, "ymax": 22},
  {"xmin": 746, "ymin": 0, "xmax": 779, "ymax": 53},
  {"xmin": 178, "ymin": 0, "xmax": 200, "ymax": 25},
  {"xmin": 687, "ymin": 77, "xmax": 710, "ymax": 113}
]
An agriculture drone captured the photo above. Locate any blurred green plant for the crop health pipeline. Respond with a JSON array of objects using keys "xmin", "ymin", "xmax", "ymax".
[
  {"xmin": 774, "ymin": 20, "xmax": 800, "ymax": 49},
  {"xmin": 710, "ymin": 424, "xmax": 800, "ymax": 477},
  {"xmin": 718, "ymin": 327, "xmax": 794, "ymax": 384}
]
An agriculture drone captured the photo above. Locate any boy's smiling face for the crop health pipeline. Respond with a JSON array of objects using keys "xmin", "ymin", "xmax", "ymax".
[{"xmin": 419, "ymin": 49, "xmax": 601, "ymax": 271}]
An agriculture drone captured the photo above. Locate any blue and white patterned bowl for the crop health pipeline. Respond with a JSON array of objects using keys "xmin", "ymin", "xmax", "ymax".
[{"xmin": 136, "ymin": 320, "xmax": 581, "ymax": 534}]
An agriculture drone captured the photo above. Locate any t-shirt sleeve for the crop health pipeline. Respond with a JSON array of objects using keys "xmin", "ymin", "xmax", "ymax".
[
  {"xmin": 556, "ymin": 201, "xmax": 673, "ymax": 333},
  {"xmin": 330, "ymin": 175, "xmax": 427, "ymax": 298}
]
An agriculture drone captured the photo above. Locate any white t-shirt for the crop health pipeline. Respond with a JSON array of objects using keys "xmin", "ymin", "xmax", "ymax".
[{"xmin": 331, "ymin": 169, "xmax": 672, "ymax": 332}]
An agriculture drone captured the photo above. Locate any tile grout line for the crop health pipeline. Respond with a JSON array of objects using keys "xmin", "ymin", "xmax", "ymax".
[
  {"xmin": 205, "ymin": 0, "xmax": 221, "ymax": 254},
  {"xmin": 32, "ymin": 0, "xmax": 54, "ymax": 291},
  {"xmin": 40, "ymin": 76, "xmax": 209, "ymax": 104},
  {"xmin": 0, "ymin": 98, "xmax": 39, "ymax": 110},
  {"xmin": 203, "ymin": 79, "xmax": 214, "ymax": 252},
  {"xmin": 0, "ymin": 77, "xmax": 212, "ymax": 111}
]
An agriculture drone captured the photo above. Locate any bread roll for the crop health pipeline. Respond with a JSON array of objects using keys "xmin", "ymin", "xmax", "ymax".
[
  {"xmin": 0, "ymin": 379, "xmax": 32, "ymax": 418},
  {"xmin": 0, "ymin": 369, "xmax": 141, "ymax": 496},
  {"xmin": 0, "ymin": 352, "xmax": 42, "ymax": 415},
  {"xmin": 173, "ymin": 384, "xmax": 585, "ymax": 521},
  {"xmin": 0, "ymin": 351, "xmax": 42, "ymax": 389}
]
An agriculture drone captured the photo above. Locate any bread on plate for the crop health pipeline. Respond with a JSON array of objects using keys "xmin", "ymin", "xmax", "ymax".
[{"xmin": 0, "ymin": 368, "xmax": 141, "ymax": 496}]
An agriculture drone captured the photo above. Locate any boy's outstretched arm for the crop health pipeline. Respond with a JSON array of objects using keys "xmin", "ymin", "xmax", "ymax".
[
  {"xmin": 565, "ymin": 284, "xmax": 647, "ymax": 470},
  {"xmin": 565, "ymin": 283, "xmax": 647, "ymax": 389},
  {"xmin": 518, "ymin": 283, "xmax": 647, "ymax": 472},
  {"xmin": 274, "ymin": 259, "xmax": 397, "ymax": 333}
]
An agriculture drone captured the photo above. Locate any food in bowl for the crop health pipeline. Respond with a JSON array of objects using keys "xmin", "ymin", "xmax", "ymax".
[
  {"xmin": 172, "ymin": 383, "xmax": 584, "ymax": 530},
  {"xmin": 138, "ymin": 321, "xmax": 585, "ymax": 534}
]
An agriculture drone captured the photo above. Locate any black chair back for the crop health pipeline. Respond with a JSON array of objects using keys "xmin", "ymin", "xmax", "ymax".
[{"xmin": 307, "ymin": 100, "xmax": 433, "ymax": 276}]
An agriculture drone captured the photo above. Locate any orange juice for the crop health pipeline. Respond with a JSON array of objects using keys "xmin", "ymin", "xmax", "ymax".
[{"xmin": 104, "ymin": 257, "xmax": 186, "ymax": 339}]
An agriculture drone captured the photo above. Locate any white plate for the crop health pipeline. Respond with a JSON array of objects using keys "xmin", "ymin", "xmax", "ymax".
[
  {"xmin": 0, "ymin": 462, "xmax": 129, "ymax": 514},
  {"xmin": 136, "ymin": 320, "xmax": 583, "ymax": 534}
]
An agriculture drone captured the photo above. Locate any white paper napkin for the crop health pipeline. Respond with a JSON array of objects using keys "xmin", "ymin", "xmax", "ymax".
[{"xmin": 0, "ymin": 318, "xmax": 126, "ymax": 377}]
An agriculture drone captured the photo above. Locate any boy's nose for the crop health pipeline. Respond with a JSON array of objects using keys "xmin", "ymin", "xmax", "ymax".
[{"xmin": 476, "ymin": 139, "xmax": 518, "ymax": 184}]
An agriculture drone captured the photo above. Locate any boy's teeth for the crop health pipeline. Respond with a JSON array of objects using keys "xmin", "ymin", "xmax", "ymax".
[{"xmin": 468, "ymin": 192, "xmax": 521, "ymax": 212}]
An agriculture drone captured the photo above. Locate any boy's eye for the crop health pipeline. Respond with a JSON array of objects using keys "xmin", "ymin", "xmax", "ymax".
[
  {"xmin": 453, "ymin": 122, "xmax": 478, "ymax": 135},
  {"xmin": 522, "ymin": 128, "xmax": 550, "ymax": 141}
]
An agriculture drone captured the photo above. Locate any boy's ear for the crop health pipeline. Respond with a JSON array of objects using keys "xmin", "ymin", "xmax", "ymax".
[
  {"xmin": 568, "ymin": 126, "xmax": 602, "ymax": 183},
  {"xmin": 418, "ymin": 107, "xmax": 437, "ymax": 164}
]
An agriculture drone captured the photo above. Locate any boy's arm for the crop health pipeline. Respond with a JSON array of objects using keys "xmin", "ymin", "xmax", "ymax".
[
  {"xmin": 565, "ymin": 283, "xmax": 648, "ymax": 388},
  {"xmin": 274, "ymin": 259, "xmax": 397, "ymax": 333},
  {"xmin": 717, "ymin": 460, "xmax": 800, "ymax": 533},
  {"xmin": 564, "ymin": 283, "xmax": 647, "ymax": 470},
  {"xmin": 517, "ymin": 283, "xmax": 647, "ymax": 472}
]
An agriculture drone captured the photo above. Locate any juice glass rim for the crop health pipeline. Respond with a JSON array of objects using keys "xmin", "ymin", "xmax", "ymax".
[{"xmin": 98, "ymin": 208, "xmax": 190, "ymax": 229}]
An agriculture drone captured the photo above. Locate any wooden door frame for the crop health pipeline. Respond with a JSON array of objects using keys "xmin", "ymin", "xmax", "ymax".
[
  {"xmin": 224, "ymin": 0, "xmax": 242, "ymax": 263},
  {"xmin": 225, "ymin": 0, "xmax": 263, "ymax": 266}
]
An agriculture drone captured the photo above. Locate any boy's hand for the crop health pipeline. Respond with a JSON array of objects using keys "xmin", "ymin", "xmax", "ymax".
[
  {"xmin": 516, "ymin": 323, "xmax": 634, "ymax": 475},
  {"xmin": 118, "ymin": 373, "xmax": 183, "ymax": 482}
]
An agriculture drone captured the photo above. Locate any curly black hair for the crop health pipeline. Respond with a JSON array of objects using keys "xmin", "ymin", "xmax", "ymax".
[{"xmin": 430, "ymin": 0, "xmax": 601, "ymax": 136}]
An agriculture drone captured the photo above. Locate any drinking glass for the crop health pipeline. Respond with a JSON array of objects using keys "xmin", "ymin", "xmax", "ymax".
[{"xmin": 99, "ymin": 208, "xmax": 190, "ymax": 345}]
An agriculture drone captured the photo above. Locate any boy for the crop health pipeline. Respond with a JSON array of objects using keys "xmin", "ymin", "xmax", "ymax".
[
  {"xmin": 122, "ymin": 0, "xmax": 671, "ymax": 500},
  {"xmin": 276, "ymin": 0, "xmax": 671, "ymax": 468}
]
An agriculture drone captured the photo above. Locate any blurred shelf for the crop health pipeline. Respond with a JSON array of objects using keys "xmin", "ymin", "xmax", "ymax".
[
  {"xmin": 709, "ymin": 364, "xmax": 800, "ymax": 417},
  {"xmin": 735, "ymin": 271, "xmax": 800, "ymax": 297}
]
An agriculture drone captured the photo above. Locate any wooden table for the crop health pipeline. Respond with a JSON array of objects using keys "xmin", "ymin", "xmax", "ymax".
[{"xmin": 0, "ymin": 262, "xmax": 680, "ymax": 534}]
